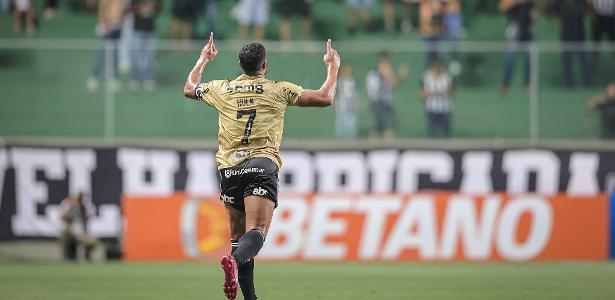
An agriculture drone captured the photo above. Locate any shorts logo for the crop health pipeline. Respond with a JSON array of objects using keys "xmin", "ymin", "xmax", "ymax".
[
  {"xmin": 252, "ymin": 187, "xmax": 267, "ymax": 196},
  {"xmin": 221, "ymin": 194, "xmax": 235, "ymax": 204},
  {"xmin": 224, "ymin": 167, "xmax": 264, "ymax": 178}
]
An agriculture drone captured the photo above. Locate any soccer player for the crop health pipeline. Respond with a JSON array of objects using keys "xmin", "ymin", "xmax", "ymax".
[{"xmin": 183, "ymin": 33, "xmax": 340, "ymax": 300}]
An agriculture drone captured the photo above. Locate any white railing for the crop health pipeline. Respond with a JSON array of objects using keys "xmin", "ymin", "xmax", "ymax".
[{"xmin": 0, "ymin": 39, "xmax": 614, "ymax": 142}]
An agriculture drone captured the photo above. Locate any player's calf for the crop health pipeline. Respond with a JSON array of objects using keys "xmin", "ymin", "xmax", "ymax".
[{"xmin": 232, "ymin": 229, "xmax": 265, "ymax": 266}]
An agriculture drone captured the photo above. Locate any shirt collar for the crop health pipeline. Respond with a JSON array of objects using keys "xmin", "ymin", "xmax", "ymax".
[{"xmin": 235, "ymin": 74, "xmax": 262, "ymax": 81}]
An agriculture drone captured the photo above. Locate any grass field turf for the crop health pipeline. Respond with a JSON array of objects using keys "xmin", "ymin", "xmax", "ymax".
[{"xmin": 1, "ymin": 262, "xmax": 614, "ymax": 300}]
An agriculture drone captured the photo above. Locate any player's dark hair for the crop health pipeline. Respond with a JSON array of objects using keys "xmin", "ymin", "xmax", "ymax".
[{"xmin": 239, "ymin": 42, "xmax": 266, "ymax": 74}]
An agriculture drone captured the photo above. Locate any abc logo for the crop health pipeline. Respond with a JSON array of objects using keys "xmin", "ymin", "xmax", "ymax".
[{"xmin": 253, "ymin": 187, "xmax": 267, "ymax": 196}]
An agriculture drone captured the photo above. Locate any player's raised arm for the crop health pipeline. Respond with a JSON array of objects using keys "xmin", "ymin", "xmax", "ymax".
[
  {"xmin": 296, "ymin": 39, "xmax": 341, "ymax": 107},
  {"xmin": 184, "ymin": 32, "xmax": 218, "ymax": 99}
]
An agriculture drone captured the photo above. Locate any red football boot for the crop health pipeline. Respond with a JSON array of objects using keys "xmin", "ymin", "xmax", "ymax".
[{"xmin": 220, "ymin": 255, "xmax": 239, "ymax": 300}]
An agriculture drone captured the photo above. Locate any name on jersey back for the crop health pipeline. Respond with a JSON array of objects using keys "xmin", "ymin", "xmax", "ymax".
[
  {"xmin": 226, "ymin": 84, "xmax": 264, "ymax": 94},
  {"xmin": 237, "ymin": 98, "xmax": 255, "ymax": 108}
]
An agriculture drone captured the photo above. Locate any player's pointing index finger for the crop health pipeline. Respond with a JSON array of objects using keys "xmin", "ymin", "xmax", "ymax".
[
  {"xmin": 209, "ymin": 32, "xmax": 214, "ymax": 45},
  {"xmin": 327, "ymin": 39, "xmax": 332, "ymax": 53}
]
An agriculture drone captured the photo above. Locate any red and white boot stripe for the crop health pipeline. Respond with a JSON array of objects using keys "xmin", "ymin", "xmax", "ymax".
[{"xmin": 221, "ymin": 255, "xmax": 239, "ymax": 300}]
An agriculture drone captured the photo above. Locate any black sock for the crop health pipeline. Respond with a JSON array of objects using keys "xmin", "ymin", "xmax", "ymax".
[
  {"xmin": 232, "ymin": 229, "xmax": 265, "ymax": 266},
  {"xmin": 231, "ymin": 239, "xmax": 239, "ymax": 255},
  {"xmin": 231, "ymin": 239, "xmax": 258, "ymax": 300},
  {"xmin": 239, "ymin": 257, "xmax": 256, "ymax": 300}
]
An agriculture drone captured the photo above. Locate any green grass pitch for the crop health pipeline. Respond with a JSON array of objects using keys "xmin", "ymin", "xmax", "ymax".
[{"xmin": 1, "ymin": 262, "xmax": 615, "ymax": 300}]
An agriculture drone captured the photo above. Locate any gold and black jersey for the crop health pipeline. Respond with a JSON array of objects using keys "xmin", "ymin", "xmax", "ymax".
[{"xmin": 195, "ymin": 74, "xmax": 304, "ymax": 170}]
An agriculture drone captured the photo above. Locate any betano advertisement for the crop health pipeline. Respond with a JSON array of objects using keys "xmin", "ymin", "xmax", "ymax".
[
  {"xmin": 123, "ymin": 193, "xmax": 608, "ymax": 262},
  {"xmin": 0, "ymin": 145, "xmax": 613, "ymax": 261}
]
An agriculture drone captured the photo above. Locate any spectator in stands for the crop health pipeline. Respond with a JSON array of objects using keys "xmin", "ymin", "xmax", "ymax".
[
  {"xmin": 366, "ymin": 51, "xmax": 408, "ymax": 139},
  {"xmin": 87, "ymin": 0, "xmax": 125, "ymax": 92},
  {"xmin": 550, "ymin": 0, "xmax": 592, "ymax": 88},
  {"xmin": 419, "ymin": 0, "xmax": 445, "ymax": 69},
  {"xmin": 233, "ymin": 0, "xmax": 270, "ymax": 40},
  {"xmin": 43, "ymin": 0, "xmax": 58, "ymax": 20},
  {"xmin": 195, "ymin": 0, "xmax": 218, "ymax": 39},
  {"xmin": 1, "ymin": 0, "xmax": 9, "ymax": 14},
  {"xmin": 587, "ymin": 82, "xmax": 615, "ymax": 138},
  {"xmin": 12, "ymin": 0, "xmax": 37, "ymax": 35},
  {"xmin": 44, "ymin": 0, "xmax": 58, "ymax": 20},
  {"xmin": 421, "ymin": 57, "xmax": 454, "ymax": 138},
  {"xmin": 118, "ymin": 0, "xmax": 133, "ymax": 75},
  {"xmin": 129, "ymin": 0, "xmax": 160, "ymax": 92},
  {"xmin": 346, "ymin": 0, "xmax": 373, "ymax": 34},
  {"xmin": 444, "ymin": 0, "xmax": 463, "ymax": 75},
  {"xmin": 85, "ymin": 0, "xmax": 98, "ymax": 14},
  {"xmin": 384, "ymin": 0, "xmax": 414, "ymax": 33},
  {"xmin": 336, "ymin": 63, "xmax": 360, "ymax": 139},
  {"xmin": 498, "ymin": 0, "xmax": 536, "ymax": 93},
  {"xmin": 67, "ymin": 0, "xmax": 98, "ymax": 15},
  {"xmin": 170, "ymin": 0, "xmax": 199, "ymax": 41},
  {"xmin": 279, "ymin": 0, "xmax": 313, "ymax": 41},
  {"xmin": 59, "ymin": 192, "xmax": 99, "ymax": 261},
  {"xmin": 588, "ymin": 0, "xmax": 615, "ymax": 63},
  {"xmin": 476, "ymin": 0, "xmax": 497, "ymax": 14}
]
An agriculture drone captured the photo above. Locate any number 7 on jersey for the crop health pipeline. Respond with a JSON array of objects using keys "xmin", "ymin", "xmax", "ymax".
[{"xmin": 237, "ymin": 109, "xmax": 256, "ymax": 144}]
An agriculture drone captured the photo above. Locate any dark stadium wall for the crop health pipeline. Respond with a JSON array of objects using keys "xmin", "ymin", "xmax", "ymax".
[{"xmin": 0, "ymin": 144, "xmax": 613, "ymax": 241}]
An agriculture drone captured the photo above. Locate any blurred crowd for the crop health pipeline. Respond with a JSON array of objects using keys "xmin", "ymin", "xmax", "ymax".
[
  {"xmin": 335, "ymin": 0, "xmax": 615, "ymax": 140},
  {"xmin": 3, "ymin": 0, "xmax": 614, "ymax": 139},
  {"xmin": 498, "ymin": 0, "xmax": 615, "ymax": 91},
  {"xmin": 336, "ymin": 52, "xmax": 452, "ymax": 140}
]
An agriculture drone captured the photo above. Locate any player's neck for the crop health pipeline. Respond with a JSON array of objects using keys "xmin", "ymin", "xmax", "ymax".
[{"xmin": 244, "ymin": 71, "xmax": 265, "ymax": 78}]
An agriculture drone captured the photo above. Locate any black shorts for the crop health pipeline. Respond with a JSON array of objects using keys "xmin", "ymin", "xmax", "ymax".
[{"xmin": 219, "ymin": 157, "xmax": 279, "ymax": 211}]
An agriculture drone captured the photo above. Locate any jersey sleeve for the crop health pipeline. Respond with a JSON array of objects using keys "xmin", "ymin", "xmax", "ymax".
[
  {"xmin": 195, "ymin": 80, "xmax": 225, "ymax": 107},
  {"xmin": 278, "ymin": 81, "xmax": 305, "ymax": 106}
]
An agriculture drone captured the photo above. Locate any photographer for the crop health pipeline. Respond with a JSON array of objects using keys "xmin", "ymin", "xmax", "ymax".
[{"xmin": 59, "ymin": 192, "xmax": 100, "ymax": 261}]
